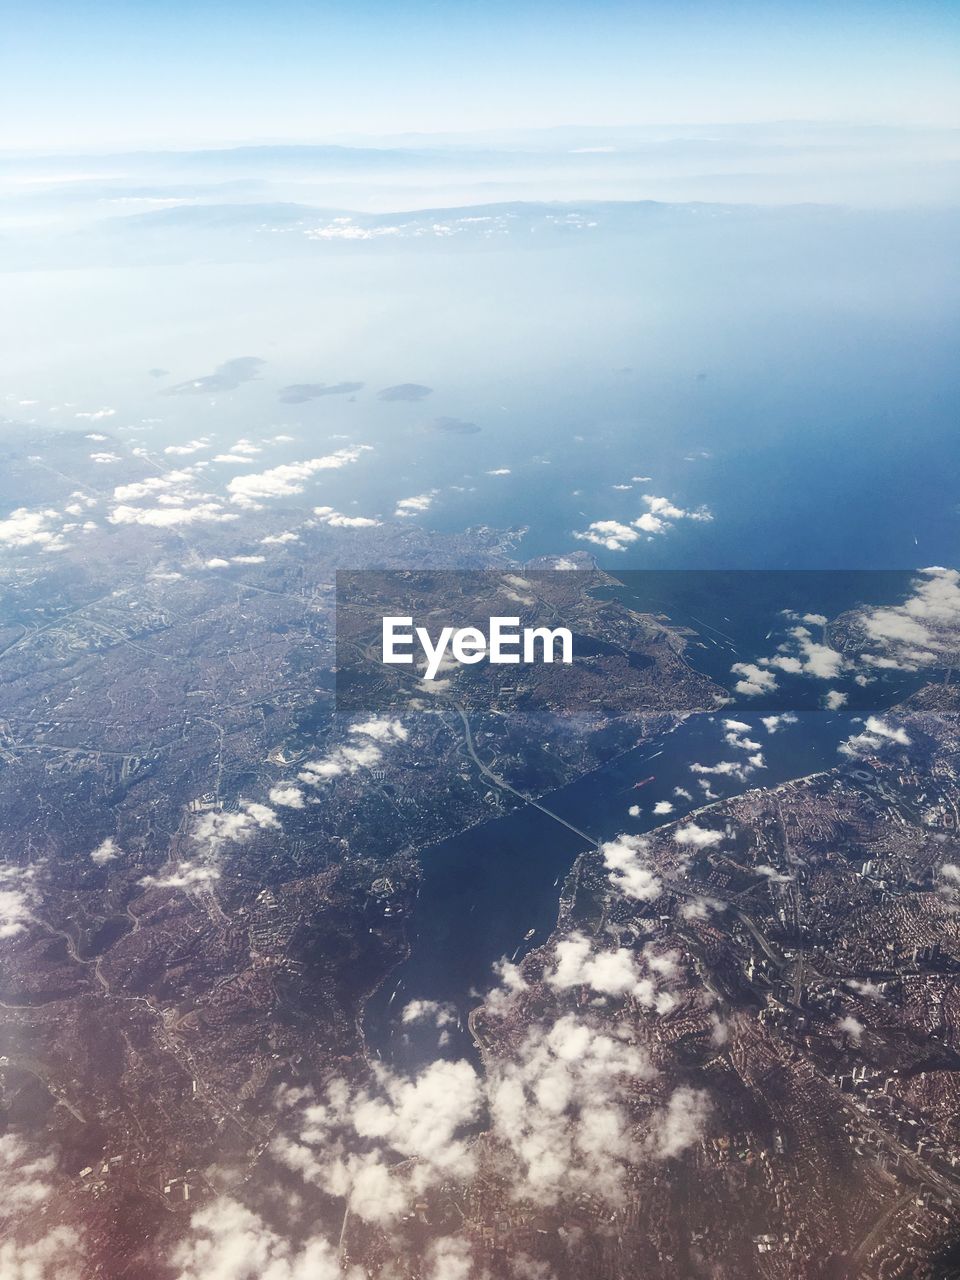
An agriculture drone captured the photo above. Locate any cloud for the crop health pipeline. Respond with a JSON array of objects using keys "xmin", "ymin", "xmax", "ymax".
[
  {"xmin": 0, "ymin": 1136, "xmax": 84, "ymax": 1275},
  {"xmin": 402, "ymin": 999, "xmax": 458, "ymax": 1029},
  {"xmin": 846, "ymin": 979, "xmax": 884, "ymax": 1000},
  {"xmin": 0, "ymin": 1228, "xmax": 83, "ymax": 1280},
  {"xmin": 652, "ymin": 800, "xmax": 674, "ymax": 815},
  {"xmin": 261, "ymin": 531, "xmax": 300, "ymax": 545},
  {"xmin": 106, "ymin": 468, "xmax": 242, "ymax": 528},
  {"xmin": 674, "ymin": 823, "xmax": 723, "ymax": 848},
  {"xmin": 141, "ymin": 799, "xmax": 281, "ymax": 891},
  {"xmin": 573, "ymin": 519, "xmax": 640, "ymax": 552},
  {"xmin": 424, "ymin": 1237, "xmax": 474, "ymax": 1280},
  {"xmin": 0, "ymin": 1132, "xmax": 56, "ymax": 1209},
  {"xmin": 378, "ymin": 383, "xmax": 433, "ymax": 401},
  {"xmin": 0, "ymin": 866, "xmax": 36, "ymax": 938},
  {"xmin": 278, "ymin": 382, "xmax": 364, "ymax": 403},
  {"xmin": 761, "ymin": 712, "xmax": 797, "ymax": 733},
  {"xmin": 90, "ymin": 837, "xmax": 120, "ymax": 865},
  {"xmin": 164, "ymin": 438, "xmax": 210, "ymax": 456},
  {"xmin": 227, "ymin": 446, "xmax": 371, "ymax": 506},
  {"xmin": 486, "ymin": 1014, "xmax": 656, "ymax": 1206},
  {"xmin": 313, "ymin": 506, "xmax": 381, "ymax": 529},
  {"xmin": 487, "ymin": 468, "xmax": 511, "ymax": 476},
  {"xmin": 90, "ymin": 451, "xmax": 121, "ymax": 464},
  {"xmin": 547, "ymin": 934, "xmax": 676, "ymax": 1012},
  {"xmin": 824, "ymin": 689, "xmax": 847, "ymax": 710},
  {"xmin": 395, "ymin": 491, "xmax": 437, "ymax": 518},
  {"xmin": 109, "ymin": 502, "xmax": 237, "ymax": 528},
  {"xmin": 296, "ymin": 718, "xmax": 407, "ymax": 786},
  {"xmin": 756, "ymin": 864, "xmax": 793, "ymax": 884},
  {"xmin": 269, "ymin": 785, "xmax": 305, "ymax": 809},
  {"xmin": 839, "ymin": 715, "xmax": 911, "ymax": 758},
  {"xmin": 351, "ymin": 717, "xmax": 408, "ymax": 743},
  {"xmin": 193, "ymin": 801, "xmax": 280, "ymax": 851},
  {"xmin": 112, "ymin": 472, "xmax": 197, "ymax": 503},
  {"xmin": 838, "ymin": 1015, "xmax": 864, "ymax": 1044},
  {"xmin": 575, "ymin": 493, "xmax": 712, "ymax": 549},
  {"xmin": 171, "ymin": 1197, "xmax": 356, "ymax": 1280},
  {"xmin": 857, "ymin": 568, "xmax": 960, "ymax": 670},
  {"xmin": 639, "ymin": 494, "xmax": 713, "ymax": 529},
  {"xmin": 140, "ymin": 862, "xmax": 221, "ymax": 891},
  {"xmin": 600, "ymin": 835, "xmax": 662, "ymax": 901},
  {"xmin": 730, "ymin": 662, "xmax": 779, "ymax": 697},
  {"xmin": 680, "ymin": 896, "xmax": 724, "ymax": 921},
  {"xmin": 272, "ymin": 1059, "xmax": 482, "ymax": 1225},
  {"xmin": 689, "ymin": 723, "xmax": 765, "ymax": 785},
  {"xmin": 75, "ymin": 407, "xmax": 115, "ymax": 421},
  {"xmin": 0, "ymin": 508, "xmax": 68, "ymax": 552},
  {"xmin": 648, "ymin": 1087, "xmax": 711, "ymax": 1158},
  {"xmin": 163, "ymin": 357, "xmax": 264, "ymax": 396}
]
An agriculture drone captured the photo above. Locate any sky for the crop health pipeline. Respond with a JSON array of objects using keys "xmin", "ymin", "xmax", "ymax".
[{"xmin": 1, "ymin": 0, "xmax": 959, "ymax": 151}]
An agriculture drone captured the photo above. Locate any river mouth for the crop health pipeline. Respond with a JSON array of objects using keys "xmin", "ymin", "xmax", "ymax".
[{"xmin": 362, "ymin": 569, "xmax": 924, "ymax": 1072}]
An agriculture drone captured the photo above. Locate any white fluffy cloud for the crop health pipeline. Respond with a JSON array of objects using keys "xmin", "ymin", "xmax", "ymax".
[
  {"xmin": 0, "ymin": 1133, "xmax": 56, "ymax": 1209},
  {"xmin": 572, "ymin": 520, "xmax": 640, "ymax": 552},
  {"xmin": 313, "ymin": 506, "xmax": 381, "ymax": 529},
  {"xmin": 0, "ymin": 1228, "xmax": 83, "ymax": 1280},
  {"xmin": 271, "ymin": 1059, "xmax": 482, "ymax": 1225},
  {"xmin": 730, "ymin": 662, "xmax": 779, "ymax": 697},
  {"xmin": 0, "ymin": 1136, "xmax": 83, "ymax": 1274},
  {"xmin": 171, "ymin": 1197, "xmax": 357, "ymax": 1280},
  {"xmin": 109, "ymin": 502, "xmax": 237, "ymax": 528},
  {"xmin": 164, "ymin": 438, "xmax": 210, "ymax": 457},
  {"xmin": 139, "ymin": 861, "xmax": 221, "ymax": 891},
  {"xmin": 838, "ymin": 715, "xmax": 911, "ymax": 758},
  {"xmin": 269, "ymin": 784, "xmax": 306, "ymax": 809},
  {"xmin": 261, "ymin": 531, "xmax": 300, "ymax": 545},
  {"xmin": 395, "ymin": 491, "xmax": 437, "ymax": 518},
  {"xmin": 838, "ymin": 1015, "xmax": 864, "ymax": 1044},
  {"xmin": 600, "ymin": 835, "xmax": 662, "ymax": 901},
  {"xmin": 90, "ymin": 837, "xmax": 120, "ymax": 865},
  {"xmin": 548, "ymin": 934, "xmax": 677, "ymax": 1012},
  {"xmin": 0, "ymin": 508, "xmax": 68, "ymax": 552},
  {"xmin": 574, "ymin": 494, "xmax": 712, "ymax": 550},
  {"xmin": 297, "ymin": 718, "xmax": 407, "ymax": 786},
  {"xmin": 227, "ymin": 447, "xmax": 371, "ymax": 507},
  {"xmin": 192, "ymin": 802, "xmax": 280, "ymax": 853},
  {"xmin": 761, "ymin": 712, "xmax": 797, "ymax": 734},
  {"xmin": 649, "ymin": 1087, "xmax": 711, "ymax": 1158},
  {"xmin": 674, "ymin": 823, "xmax": 723, "ymax": 849},
  {"xmin": 857, "ymin": 568, "xmax": 960, "ymax": 670},
  {"xmin": 0, "ymin": 866, "xmax": 36, "ymax": 939},
  {"xmin": 140, "ymin": 801, "xmax": 280, "ymax": 890}
]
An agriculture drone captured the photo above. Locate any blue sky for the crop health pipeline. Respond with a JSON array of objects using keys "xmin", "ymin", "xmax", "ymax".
[{"xmin": 2, "ymin": 0, "xmax": 958, "ymax": 150}]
